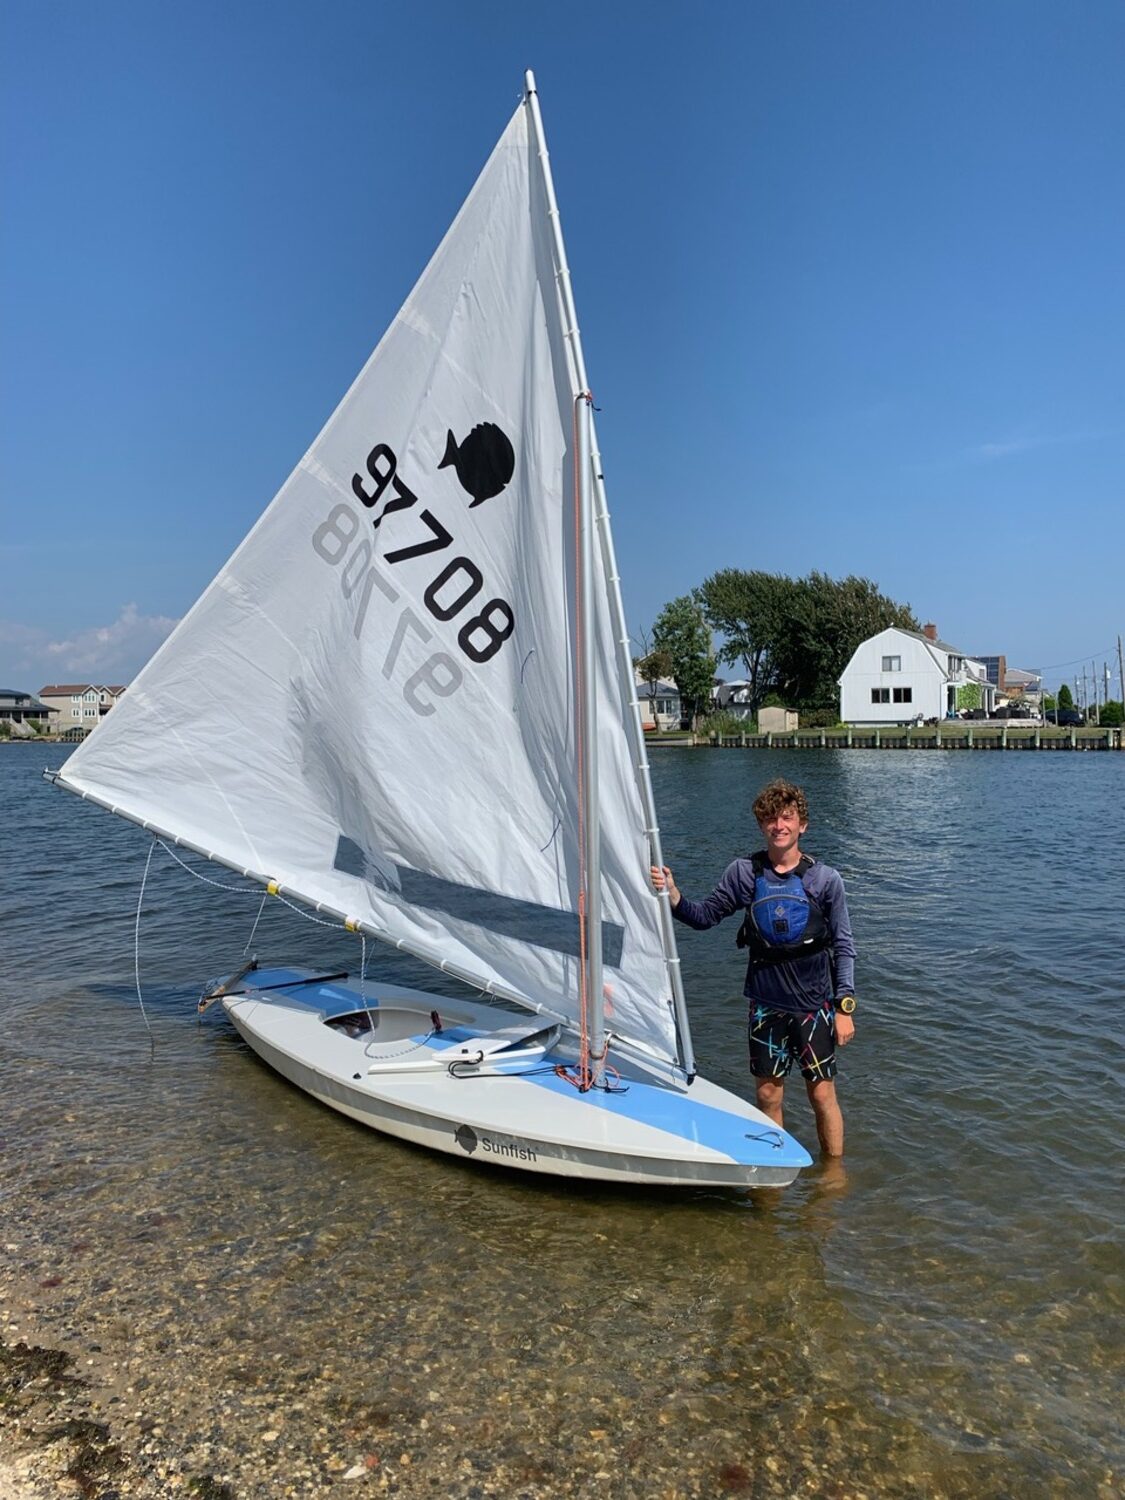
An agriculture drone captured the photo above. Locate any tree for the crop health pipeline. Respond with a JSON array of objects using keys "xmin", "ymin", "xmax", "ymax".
[
  {"xmin": 652, "ymin": 595, "xmax": 716, "ymax": 729},
  {"xmin": 634, "ymin": 647, "xmax": 674, "ymax": 725},
  {"xmin": 1100, "ymin": 699, "xmax": 1123, "ymax": 726},
  {"xmin": 1042, "ymin": 693, "xmax": 1057, "ymax": 712},
  {"xmin": 770, "ymin": 572, "xmax": 920, "ymax": 709},
  {"xmin": 1058, "ymin": 683, "xmax": 1075, "ymax": 708},
  {"xmin": 956, "ymin": 682, "xmax": 982, "ymax": 711},
  {"xmin": 695, "ymin": 569, "xmax": 790, "ymax": 710},
  {"xmin": 634, "ymin": 648, "xmax": 673, "ymax": 685}
]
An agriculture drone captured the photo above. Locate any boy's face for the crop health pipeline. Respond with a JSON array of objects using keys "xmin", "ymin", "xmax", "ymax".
[{"xmin": 758, "ymin": 802, "xmax": 807, "ymax": 858}]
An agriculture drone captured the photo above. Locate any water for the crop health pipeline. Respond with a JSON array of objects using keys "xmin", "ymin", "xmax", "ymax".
[{"xmin": 1, "ymin": 743, "xmax": 1122, "ymax": 1497}]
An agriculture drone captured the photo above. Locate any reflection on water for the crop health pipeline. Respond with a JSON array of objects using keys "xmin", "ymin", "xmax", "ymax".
[{"xmin": 1, "ymin": 745, "xmax": 1122, "ymax": 1496}]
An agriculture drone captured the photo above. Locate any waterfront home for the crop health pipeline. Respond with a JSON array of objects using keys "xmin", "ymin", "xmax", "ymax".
[
  {"xmin": 635, "ymin": 671, "xmax": 681, "ymax": 731},
  {"xmin": 839, "ymin": 625, "xmax": 996, "ymax": 725},
  {"xmin": 0, "ymin": 688, "xmax": 52, "ymax": 734},
  {"xmin": 38, "ymin": 683, "xmax": 126, "ymax": 737}
]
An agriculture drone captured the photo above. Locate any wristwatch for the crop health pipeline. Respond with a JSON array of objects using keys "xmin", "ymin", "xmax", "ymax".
[{"xmin": 835, "ymin": 996, "xmax": 857, "ymax": 1015}]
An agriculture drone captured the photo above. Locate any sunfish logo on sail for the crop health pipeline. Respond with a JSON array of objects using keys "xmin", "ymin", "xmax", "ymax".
[{"xmin": 439, "ymin": 424, "xmax": 515, "ymax": 508}]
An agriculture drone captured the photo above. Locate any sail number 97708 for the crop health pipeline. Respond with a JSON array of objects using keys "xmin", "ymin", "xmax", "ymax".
[{"xmin": 309, "ymin": 444, "xmax": 514, "ymax": 716}]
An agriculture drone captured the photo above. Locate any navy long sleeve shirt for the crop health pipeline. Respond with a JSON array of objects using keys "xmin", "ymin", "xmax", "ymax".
[{"xmin": 672, "ymin": 854, "xmax": 856, "ymax": 1015}]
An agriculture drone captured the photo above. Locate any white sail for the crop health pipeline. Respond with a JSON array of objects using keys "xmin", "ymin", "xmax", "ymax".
[{"xmin": 59, "ymin": 100, "xmax": 681, "ymax": 1065}]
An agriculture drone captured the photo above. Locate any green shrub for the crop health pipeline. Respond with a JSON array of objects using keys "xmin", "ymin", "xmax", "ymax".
[{"xmin": 699, "ymin": 710, "xmax": 751, "ymax": 737}]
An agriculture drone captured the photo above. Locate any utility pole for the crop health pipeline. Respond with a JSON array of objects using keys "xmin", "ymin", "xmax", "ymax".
[{"xmin": 1118, "ymin": 634, "xmax": 1124, "ymax": 712}]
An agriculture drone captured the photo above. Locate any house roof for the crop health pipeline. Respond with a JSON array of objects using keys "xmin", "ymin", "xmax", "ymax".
[
  {"xmin": 0, "ymin": 691, "xmax": 49, "ymax": 709},
  {"xmin": 39, "ymin": 683, "xmax": 126, "ymax": 696},
  {"xmin": 898, "ymin": 628, "xmax": 973, "ymax": 657}
]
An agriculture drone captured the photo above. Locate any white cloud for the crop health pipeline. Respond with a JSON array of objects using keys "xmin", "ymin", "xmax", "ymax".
[
  {"xmin": 0, "ymin": 605, "xmax": 178, "ymax": 689},
  {"xmin": 967, "ymin": 428, "xmax": 1106, "ymax": 462}
]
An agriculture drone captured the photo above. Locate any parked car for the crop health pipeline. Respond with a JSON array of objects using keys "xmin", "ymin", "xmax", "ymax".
[{"xmin": 1046, "ymin": 709, "xmax": 1084, "ymax": 727}]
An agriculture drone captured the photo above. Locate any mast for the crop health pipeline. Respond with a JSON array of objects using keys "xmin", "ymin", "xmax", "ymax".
[
  {"xmin": 575, "ymin": 389, "xmax": 605, "ymax": 1079},
  {"xmin": 523, "ymin": 71, "xmax": 695, "ymax": 1080}
]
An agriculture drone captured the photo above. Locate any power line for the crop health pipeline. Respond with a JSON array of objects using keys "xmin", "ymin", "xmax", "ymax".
[{"xmin": 1038, "ymin": 647, "xmax": 1115, "ymax": 671}]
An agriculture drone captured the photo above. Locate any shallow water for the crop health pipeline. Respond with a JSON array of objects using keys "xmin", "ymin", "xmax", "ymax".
[{"xmin": 1, "ymin": 743, "xmax": 1122, "ymax": 1497}]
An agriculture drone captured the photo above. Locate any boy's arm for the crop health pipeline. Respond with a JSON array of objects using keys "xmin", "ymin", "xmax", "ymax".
[
  {"xmin": 822, "ymin": 870, "xmax": 857, "ymax": 1000},
  {"xmin": 668, "ymin": 861, "xmax": 746, "ymax": 931}
]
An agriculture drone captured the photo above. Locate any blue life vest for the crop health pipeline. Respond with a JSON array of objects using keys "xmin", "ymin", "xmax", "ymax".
[{"xmin": 736, "ymin": 852, "xmax": 832, "ymax": 965}]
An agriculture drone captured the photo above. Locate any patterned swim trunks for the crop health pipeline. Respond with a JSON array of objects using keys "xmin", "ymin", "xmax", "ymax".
[{"xmin": 748, "ymin": 1002, "xmax": 837, "ymax": 1081}]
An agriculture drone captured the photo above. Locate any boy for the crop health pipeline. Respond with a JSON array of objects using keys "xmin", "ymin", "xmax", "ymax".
[{"xmin": 651, "ymin": 778, "xmax": 856, "ymax": 1156}]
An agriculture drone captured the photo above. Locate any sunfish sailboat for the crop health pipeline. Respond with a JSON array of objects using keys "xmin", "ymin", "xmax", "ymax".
[{"xmin": 51, "ymin": 74, "xmax": 812, "ymax": 1188}]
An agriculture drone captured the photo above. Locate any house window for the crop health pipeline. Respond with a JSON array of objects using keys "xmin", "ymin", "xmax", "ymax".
[
  {"xmin": 871, "ymin": 688, "xmax": 890, "ymax": 703},
  {"xmin": 72, "ymin": 695, "xmax": 81, "ymax": 703},
  {"xmin": 893, "ymin": 687, "xmax": 913, "ymax": 703},
  {"xmin": 881, "ymin": 655, "xmax": 901, "ymax": 672},
  {"xmin": 84, "ymin": 707, "xmax": 97, "ymax": 717}
]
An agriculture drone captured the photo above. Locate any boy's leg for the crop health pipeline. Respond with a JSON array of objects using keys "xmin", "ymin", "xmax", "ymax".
[
  {"xmin": 748, "ymin": 1004, "xmax": 794, "ymax": 1128},
  {"xmin": 755, "ymin": 1076, "xmax": 785, "ymax": 1127},
  {"xmin": 806, "ymin": 1078, "xmax": 844, "ymax": 1156},
  {"xmin": 797, "ymin": 1004, "xmax": 844, "ymax": 1156}
]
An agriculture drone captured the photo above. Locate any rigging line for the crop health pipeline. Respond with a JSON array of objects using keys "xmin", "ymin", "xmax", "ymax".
[
  {"xmin": 243, "ymin": 890, "xmax": 269, "ymax": 956},
  {"xmin": 362, "ymin": 1028, "xmax": 437, "ymax": 1060},
  {"xmin": 134, "ymin": 838, "xmax": 157, "ymax": 1054},
  {"xmin": 275, "ymin": 893, "xmax": 346, "ymax": 929},
  {"xmin": 156, "ymin": 839, "xmax": 263, "ymax": 895}
]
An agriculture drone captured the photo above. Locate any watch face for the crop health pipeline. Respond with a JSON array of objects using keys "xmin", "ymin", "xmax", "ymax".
[{"xmin": 838, "ymin": 997, "xmax": 856, "ymax": 1014}]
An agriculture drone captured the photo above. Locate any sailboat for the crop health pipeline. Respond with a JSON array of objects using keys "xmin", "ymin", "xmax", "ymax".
[{"xmin": 50, "ymin": 74, "xmax": 812, "ymax": 1188}]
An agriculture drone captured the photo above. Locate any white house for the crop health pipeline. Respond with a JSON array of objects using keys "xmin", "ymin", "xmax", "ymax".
[
  {"xmin": 714, "ymin": 679, "xmax": 755, "ymax": 721},
  {"xmin": 634, "ymin": 672, "xmax": 681, "ymax": 731},
  {"xmin": 839, "ymin": 625, "xmax": 996, "ymax": 725}
]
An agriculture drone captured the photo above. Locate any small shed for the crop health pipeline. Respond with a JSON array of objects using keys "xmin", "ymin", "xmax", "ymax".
[{"xmin": 758, "ymin": 706, "xmax": 798, "ymax": 734}]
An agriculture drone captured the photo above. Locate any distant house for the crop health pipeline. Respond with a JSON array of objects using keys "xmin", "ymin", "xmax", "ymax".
[
  {"xmin": 714, "ymin": 680, "xmax": 755, "ymax": 721},
  {"xmin": 634, "ymin": 672, "xmax": 681, "ymax": 732},
  {"xmin": 971, "ymin": 654, "xmax": 1007, "ymax": 694},
  {"xmin": 38, "ymin": 683, "xmax": 126, "ymax": 737},
  {"xmin": 839, "ymin": 624, "xmax": 996, "ymax": 724},
  {"xmin": 0, "ymin": 688, "xmax": 52, "ymax": 735},
  {"xmin": 999, "ymin": 666, "xmax": 1042, "ymax": 704}
]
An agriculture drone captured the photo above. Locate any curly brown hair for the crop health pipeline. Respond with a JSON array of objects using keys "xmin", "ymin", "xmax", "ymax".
[{"xmin": 752, "ymin": 778, "xmax": 809, "ymax": 825}]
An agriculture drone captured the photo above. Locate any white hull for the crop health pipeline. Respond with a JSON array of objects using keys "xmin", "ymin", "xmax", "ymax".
[{"xmin": 221, "ymin": 968, "xmax": 812, "ymax": 1188}]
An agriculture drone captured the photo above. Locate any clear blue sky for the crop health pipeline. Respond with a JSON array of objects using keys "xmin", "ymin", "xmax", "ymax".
[{"xmin": 3, "ymin": 0, "xmax": 1123, "ymax": 697}]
